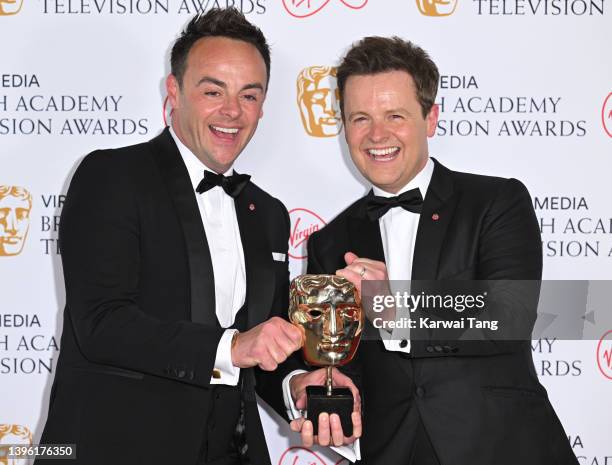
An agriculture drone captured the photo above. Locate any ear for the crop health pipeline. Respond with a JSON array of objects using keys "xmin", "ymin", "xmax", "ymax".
[
  {"xmin": 166, "ymin": 74, "xmax": 180, "ymax": 109},
  {"xmin": 426, "ymin": 104, "xmax": 439, "ymax": 138},
  {"xmin": 259, "ymin": 90, "xmax": 267, "ymax": 119}
]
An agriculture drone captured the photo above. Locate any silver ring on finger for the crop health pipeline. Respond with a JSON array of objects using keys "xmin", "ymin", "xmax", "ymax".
[{"xmin": 359, "ymin": 266, "xmax": 367, "ymax": 278}]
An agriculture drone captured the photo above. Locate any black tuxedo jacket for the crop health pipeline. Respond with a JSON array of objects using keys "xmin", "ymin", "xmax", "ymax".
[
  {"xmin": 38, "ymin": 128, "xmax": 289, "ymax": 465},
  {"xmin": 307, "ymin": 159, "xmax": 577, "ymax": 465}
]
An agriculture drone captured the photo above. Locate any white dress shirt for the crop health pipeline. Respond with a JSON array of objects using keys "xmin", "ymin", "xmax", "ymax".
[
  {"xmin": 170, "ymin": 127, "xmax": 245, "ymax": 386},
  {"xmin": 282, "ymin": 158, "xmax": 435, "ymax": 462},
  {"xmin": 376, "ymin": 157, "xmax": 434, "ymax": 353}
]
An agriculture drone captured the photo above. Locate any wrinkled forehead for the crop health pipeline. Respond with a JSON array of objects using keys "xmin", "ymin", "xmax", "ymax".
[
  {"xmin": 302, "ymin": 284, "xmax": 356, "ymax": 305},
  {"xmin": 291, "ymin": 275, "xmax": 357, "ymax": 306}
]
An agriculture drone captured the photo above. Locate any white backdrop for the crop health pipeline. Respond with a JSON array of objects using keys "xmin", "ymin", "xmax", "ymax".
[{"xmin": 1, "ymin": 0, "xmax": 611, "ymax": 463}]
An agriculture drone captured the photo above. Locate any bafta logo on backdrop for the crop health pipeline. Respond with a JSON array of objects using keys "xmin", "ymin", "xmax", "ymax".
[
  {"xmin": 0, "ymin": 0, "xmax": 24, "ymax": 15},
  {"xmin": 416, "ymin": 0, "xmax": 458, "ymax": 16},
  {"xmin": 297, "ymin": 66, "xmax": 342, "ymax": 138},
  {"xmin": 0, "ymin": 424, "xmax": 32, "ymax": 465},
  {"xmin": 0, "ymin": 186, "xmax": 32, "ymax": 257}
]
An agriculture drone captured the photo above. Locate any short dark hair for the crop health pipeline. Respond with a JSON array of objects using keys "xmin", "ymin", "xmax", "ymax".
[
  {"xmin": 170, "ymin": 8, "xmax": 271, "ymax": 89},
  {"xmin": 337, "ymin": 36, "xmax": 439, "ymax": 119}
]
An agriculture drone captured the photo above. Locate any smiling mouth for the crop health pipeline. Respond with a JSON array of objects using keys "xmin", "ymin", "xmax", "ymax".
[
  {"xmin": 209, "ymin": 125, "xmax": 240, "ymax": 140},
  {"xmin": 366, "ymin": 147, "xmax": 400, "ymax": 162}
]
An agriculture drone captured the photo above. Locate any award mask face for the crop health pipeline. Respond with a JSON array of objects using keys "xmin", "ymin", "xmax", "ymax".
[{"xmin": 289, "ymin": 275, "xmax": 363, "ymax": 367}]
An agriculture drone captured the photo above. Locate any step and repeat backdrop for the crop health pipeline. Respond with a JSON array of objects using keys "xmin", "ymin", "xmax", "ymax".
[{"xmin": 1, "ymin": 0, "xmax": 611, "ymax": 463}]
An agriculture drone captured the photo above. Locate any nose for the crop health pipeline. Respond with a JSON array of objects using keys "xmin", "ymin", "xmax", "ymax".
[
  {"xmin": 329, "ymin": 308, "xmax": 337, "ymax": 335},
  {"xmin": 368, "ymin": 119, "xmax": 389, "ymax": 143},
  {"xmin": 220, "ymin": 95, "xmax": 242, "ymax": 120},
  {"xmin": 326, "ymin": 308, "xmax": 346, "ymax": 339}
]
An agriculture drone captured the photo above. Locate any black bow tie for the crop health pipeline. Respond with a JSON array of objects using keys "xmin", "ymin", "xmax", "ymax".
[
  {"xmin": 196, "ymin": 170, "xmax": 251, "ymax": 198},
  {"xmin": 366, "ymin": 188, "xmax": 424, "ymax": 221}
]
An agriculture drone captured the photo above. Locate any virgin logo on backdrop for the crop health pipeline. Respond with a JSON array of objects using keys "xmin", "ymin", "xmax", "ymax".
[
  {"xmin": 289, "ymin": 208, "xmax": 326, "ymax": 260},
  {"xmin": 282, "ymin": 0, "xmax": 367, "ymax": 18},
  {"xmin": 596, "ymin": 330, "xmax": 612, "ymax": 380},
  {"xmin": 278, "ymin": 446, "xmax": 348, "ymax": 465},
  {"xmin": 602, "ymin": 92, "xmax": 612, "ymax": 138}
]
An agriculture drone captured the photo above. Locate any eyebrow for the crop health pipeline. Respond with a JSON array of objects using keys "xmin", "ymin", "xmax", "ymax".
[
  {"xmin": 347, "ymin": 111, "xmax": 368, "ymax": 120},
  {"xmin": 196, "ymin": 76, "xmax": 265, "ymax": 92},
  {"xmin": 347, "ymin": 108, "xmax": 409, "ymax": 119}
]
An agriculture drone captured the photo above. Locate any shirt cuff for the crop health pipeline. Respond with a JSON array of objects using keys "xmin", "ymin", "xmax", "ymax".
[
  {"xmin": 332, "ymin": 440, "xmax": 361, "ymax": 462},
  {"xmin": 282, "ymin": 370, "xmax": 361, "ymax": 462},
  {"xmin": 379, "ymin": 307, "xmax": 411, "ymax": 353},
  {"xmin": 282, "ymin": 369, "xmax": 308, "ymax": 420},
  {"xmin": 210, "ymin": 329, "xmax": 240, "ymax": 385}
]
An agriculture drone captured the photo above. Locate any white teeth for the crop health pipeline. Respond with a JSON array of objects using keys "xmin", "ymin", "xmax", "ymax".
[
  {"xmin": 211, "ymin": 125, "xmax": 239, "ymax": 134},
  {"xmin": 368, "ymin": 147, "xmax": 399, "ymax": 157}
]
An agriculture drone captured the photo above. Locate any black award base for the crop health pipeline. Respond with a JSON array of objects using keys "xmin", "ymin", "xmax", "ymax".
[{"xmin": 306, "ymin": 385, "xmax": 354, "ymax": 437}]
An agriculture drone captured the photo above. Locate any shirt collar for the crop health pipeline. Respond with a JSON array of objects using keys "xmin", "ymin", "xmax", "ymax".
[
  {"xmin": 372, "ymin": 157, "xmax": 434, "ymax": 199},
  {"xmin": 169, "ymin": 125, "xmax": 234, "ymax": 191}
]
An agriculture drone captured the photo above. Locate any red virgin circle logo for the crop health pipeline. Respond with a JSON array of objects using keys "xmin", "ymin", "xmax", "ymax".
[
  {"xmin": 596, "ymin": 330, "xmax": 612, "ymax": 380},
  {"xmin": 289, "ymin": 208, "xmax": 326, "ymax": 260},
  {"xmin": 278, "ymin": 446, "xmax": 348, "ymax": 465},
  {"xmin": 282, "ymin": 0, "xmax": 368, "ymax": 18}
]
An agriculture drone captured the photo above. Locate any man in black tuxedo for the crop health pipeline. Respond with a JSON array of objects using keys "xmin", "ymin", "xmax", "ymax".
[
  {"xmin": 37, "ymin": 9, "xmax": 305, "ymax": 465},
  {"xmin": 289, "ymin": 37, "xmax": 578, "ymax": 465}
]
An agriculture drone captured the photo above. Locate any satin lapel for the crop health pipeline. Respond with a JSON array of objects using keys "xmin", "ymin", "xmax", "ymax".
[
  {"xmin": 411, "ymin": 158, "xmax": 457, "ymax": 280},
  {"xmin": 234, "ymin": 184, "xmax": 275, "ymax": 329},
  {"xmin": 348, "ymin": 193, "xmax": 385, "ymax": 263},
  {"xmin": 347, "ymin": 195, "xmax": 388, "ymax": 344},
  {"xmin": 150, "ymin": 128, "xmax": 216, "ymax": 325}
]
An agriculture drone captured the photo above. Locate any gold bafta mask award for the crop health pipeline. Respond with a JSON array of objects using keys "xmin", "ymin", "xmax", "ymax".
[{"xmin": 289, "ymin": 275, "xmax": 364, "ymax": 435}]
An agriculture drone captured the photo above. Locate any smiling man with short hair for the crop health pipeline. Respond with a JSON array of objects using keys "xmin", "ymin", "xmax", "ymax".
[
  {"xmin": 36, "ymin": 9, "xmax": 309, "ymax": 465},
  {"xmin": 289, "ymin": 36, "xmax": 578, "ymax": 465}
]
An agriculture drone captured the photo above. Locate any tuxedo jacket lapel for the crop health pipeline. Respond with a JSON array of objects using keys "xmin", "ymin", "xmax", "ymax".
[
  {"xmin": 234, "ymin": 184, "xmax": 275, "ymax": 329},
  {"xmin": 412, "ymin": 158, "xmax": 457, "ymax": 280},
  {"xmin": 150, "ymin": 128, "xmax": 216, "ymax": 325},
  {"xmin": 348, "ymin": 192, "xmax": 385, "ymax": 263}
]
